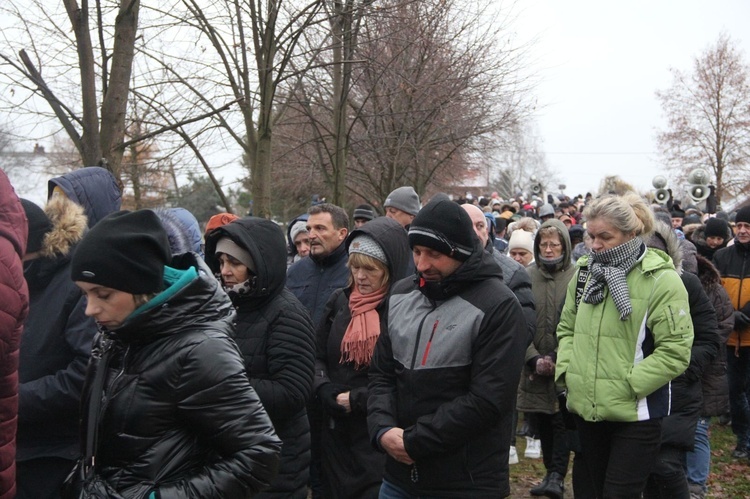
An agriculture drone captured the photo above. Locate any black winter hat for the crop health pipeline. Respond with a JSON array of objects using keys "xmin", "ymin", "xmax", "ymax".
[
  {"xmin": 20, "ymin": 199, "xmax": 53, "ymax": 255},
  {"xmin": 352, "ymin": 204, "xmax": 375, "ymax": 222},
  {"xmin": 71, "ymin": 210, "xmax": 171, "ymax": 294},
  {"xmin": 736, "ymin": 205, "xmax": 750, "ymax": 225},
  {"xmin": 408, "ymin": 198, "xmax": 475, "ymax": 261},
  {"xmin": 704, "ymin": 218, "xmax": 730, "ymax": 239}
]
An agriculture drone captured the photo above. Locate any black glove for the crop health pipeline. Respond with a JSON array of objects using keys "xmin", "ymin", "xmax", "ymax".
[
  {"xmin": 734, "ymin": 310, "xmax": 750, "ymax": 329},
  {"xmin": 317, "ymin": 383, "xmax": 348, "ymax": 417}
]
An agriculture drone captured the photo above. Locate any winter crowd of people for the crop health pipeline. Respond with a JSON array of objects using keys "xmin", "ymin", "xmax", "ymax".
[{"xmin": 0, "ymin": 165, "xmax": 747, "ymax": 499}]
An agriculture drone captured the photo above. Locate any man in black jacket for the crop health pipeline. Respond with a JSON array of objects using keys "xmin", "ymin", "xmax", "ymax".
[{"xmin": 368, "ymin": 198, "xmax": 527, "ymax": 498}]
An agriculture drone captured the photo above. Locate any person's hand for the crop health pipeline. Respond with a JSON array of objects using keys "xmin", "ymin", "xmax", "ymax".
[
  {"xmin": 535, "ymin": 356, "xmax": 555, "ymax": 376},
  {"xmin": 317, "ymin": 383, "xmax": 348, "ymax": 417},
  {"xmin": 336, "ymin": 391, "xmax": 351, "ymax": 413},
  {"xmin": 734, "ymin": 310, "xmax": 750, "ymax": 329},
  {"xmin": 379, "ymin": 428, "xmax": 414, "ymax": 464}
]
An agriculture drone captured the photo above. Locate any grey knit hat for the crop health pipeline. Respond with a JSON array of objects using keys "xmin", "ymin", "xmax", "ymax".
[
  {"xmin": 384, "ymin": 186, "xmax": 421, "ymax": 216},
  {"xmin": 216, "ymin": 237, "xmax": 256, "ymax": 273},
  {"xmin": 348, "ymin": 234, "xmax": 387, "ymax": 264},
  {"xmin": 289, "ymin": 220, "xmax": 308, "ymax": 243},
  {"xmin": 352, "ymin": 204, "xmax": 375, "ymax": 222}
]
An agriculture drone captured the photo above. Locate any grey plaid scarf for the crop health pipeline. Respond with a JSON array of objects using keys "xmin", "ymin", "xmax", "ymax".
[{"xmin": 582, "ymin": 236, "xmax": 645, "ymax": 320}]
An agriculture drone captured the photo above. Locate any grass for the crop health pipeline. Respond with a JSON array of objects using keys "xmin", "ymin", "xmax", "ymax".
[{"xmin": 508, "ymin": 418, "xmax": 750, "ymax": 498}]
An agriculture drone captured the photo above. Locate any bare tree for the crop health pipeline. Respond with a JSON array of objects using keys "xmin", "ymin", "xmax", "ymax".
[
  {"xmin": 492, "ymin": 121, "xmax": 559, "ymax": 200},
  {"xmin": 279, "ymin": 0, "xmax": 533, "ymax": 209},
  {"xmin": 0, "ymin": 0, "xmax": 139, "ymax": 180},
  {"xmin": 656, "ymin": 32, "xmax": 750, "ymax": 203}
]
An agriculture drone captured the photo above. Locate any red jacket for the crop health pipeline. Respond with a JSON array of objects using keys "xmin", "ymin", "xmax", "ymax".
[{"xmin": 0, "ymin": 168, "xmax": 29, "ymax": 499}]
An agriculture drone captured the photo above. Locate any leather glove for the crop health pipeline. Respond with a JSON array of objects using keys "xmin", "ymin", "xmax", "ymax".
[
  {"xmin": 734, "ymin": 310, "xmax": 750, "ymax": 329},
  {"xmin": 317, "ymin": 383, "xmax": 348, "ymax": 417}
]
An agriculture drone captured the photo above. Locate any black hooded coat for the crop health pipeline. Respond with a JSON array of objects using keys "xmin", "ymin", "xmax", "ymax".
[
  {"xmin": 206, "ymin": 218, "xmax": 316, "ymax": 499},
  {"xmin": 314, "ymin": 217, "xmax": 411, "ymax": 499}
]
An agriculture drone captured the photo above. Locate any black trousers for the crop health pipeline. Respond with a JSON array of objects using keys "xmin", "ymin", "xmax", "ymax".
[
  {"xmin": 574, "ymin": 415, "xmax": 662, "ymax": 499},
  {"xmin": 643, "ymin": 444, "xmax": 690, "ymax": 499},
  {"xmin": 537, "ymin": 411, "xmax": 570, "ymax": 476}
]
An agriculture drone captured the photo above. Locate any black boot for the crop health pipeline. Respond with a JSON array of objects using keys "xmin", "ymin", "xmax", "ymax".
[
  {"xmin": 530, "ymin": 474, "xmax": 550, "ymax": 496},
  {"xmin": 543, "ymin": 471, "xmax": 564, "ymax": 499}
]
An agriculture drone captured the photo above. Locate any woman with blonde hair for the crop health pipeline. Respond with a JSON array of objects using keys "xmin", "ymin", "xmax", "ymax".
[
  {"xmin": 314, "ymin": 217, "xmax": 410, "ymax": 498},
  {"xmin": 555, "ymin": 192, "xmax": 694, "ymax": 498}
]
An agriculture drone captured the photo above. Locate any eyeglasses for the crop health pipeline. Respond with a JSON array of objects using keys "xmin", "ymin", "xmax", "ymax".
[{"xmin": 539, "ymin": 242, "xmax": 562, "ymax": 249}]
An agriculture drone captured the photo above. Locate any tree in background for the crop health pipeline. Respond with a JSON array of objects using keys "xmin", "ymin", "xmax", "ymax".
[
  {"xmin": 279, "ymin": 0, "xmax": 532, "ymax": 210},
  {"xmin": 0, "ymin": 0, "xmax": 139, "ymax": 180},
  {"xmin": 656, "ymin": 33, "xmax": 750, "ymax": 204}
]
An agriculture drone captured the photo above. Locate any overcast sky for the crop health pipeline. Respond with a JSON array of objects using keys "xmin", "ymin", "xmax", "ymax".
[{"xmin": 513, "ymin": 0, "xmax": 750, "ymax": 199}]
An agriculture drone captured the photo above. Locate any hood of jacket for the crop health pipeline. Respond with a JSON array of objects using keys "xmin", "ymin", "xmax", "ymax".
[
  {"xmin": 168, "ymin": 208, "xmax": 203, "ymax": 256},
  {"xmin": 106, "ymin": 253, "xmax": 235, "ymax": 344},
  {"xmin": 154, "ymin": 207, "xmax": 197, "ymax": 256},
  {"xmin": 0, "ymin": 168, "xmax": 27, "ymax": 259},
  {"xmin": 346, "ymin": 216, "xmax": 411, "ymax": 284},
  {"xmin": 24, "ymin": 196, "xmax": 88, "ymax": 291},
  {"xmin": 647, "ymin": 220, "xmax": 686, "ymax": 274},
  {"xmin": 533, "ymin": 218, "xmax": 572, "ymax": 274},
  {"xmin": 205, "ymin": 217, "xmax": 288, "ymax": 302},
  {"xmin": 47, "ymin": 167, "xmax": 121, "ymax": 227}
]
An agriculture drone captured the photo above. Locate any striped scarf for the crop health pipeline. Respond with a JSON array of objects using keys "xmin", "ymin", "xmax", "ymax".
[{"xmin": 583, "ymin": 237, "xmax": 644, "ymax": 320}]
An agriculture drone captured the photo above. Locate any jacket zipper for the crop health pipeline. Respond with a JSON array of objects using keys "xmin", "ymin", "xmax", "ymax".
[{"xmin": 410, "ymin": 308, "xmax": 434, "ymax": 369}]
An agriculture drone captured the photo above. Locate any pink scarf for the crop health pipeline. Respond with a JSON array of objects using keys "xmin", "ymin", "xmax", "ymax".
[{"xmin": 340, "ymin": 286, "xmax": 388, "ymax": 369}]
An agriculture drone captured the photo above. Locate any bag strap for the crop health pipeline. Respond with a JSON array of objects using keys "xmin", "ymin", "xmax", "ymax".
[
  {"xmin": 83, "ymin": 340, "xmax": 113, "ymax": 475},
  {"xmin": 575, "ymin": 265, "xmax": 589, "ymax": 310}
]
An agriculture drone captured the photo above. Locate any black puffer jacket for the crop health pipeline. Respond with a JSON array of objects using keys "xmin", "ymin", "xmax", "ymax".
[
  {"xmin": 84, "ymin": 254, "xmax": 281, "ymax": 498},
  {"xmin": 314, "ymin": 217, "xmax": 411, "ymax": 499},
  {"xmin": 649, "ymin": 222, "xmax": 720, "ymax": 450},
  {"xmin": 206, "ymin": 218, "xmax": 315, "ymax": 499}
]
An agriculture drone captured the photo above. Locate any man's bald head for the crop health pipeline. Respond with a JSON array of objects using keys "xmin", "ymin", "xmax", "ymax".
[{"xmin": 461, "ymin": 203, "xmax": 488, "ymax": 247}]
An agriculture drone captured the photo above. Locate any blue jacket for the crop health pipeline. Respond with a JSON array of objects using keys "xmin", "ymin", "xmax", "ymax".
[
  {"xmin": 287, "ymin": 243, "xmax": 349, "ymax": 327},
  {"xmin": 48, "ymin": 167, "xmax": 121, "ymax": 227}
]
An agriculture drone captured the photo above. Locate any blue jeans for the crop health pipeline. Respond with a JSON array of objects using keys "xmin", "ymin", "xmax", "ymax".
[
  {"xmin": 727, "ymin": 346, "xmax": 750, "ymax": 450},
  {"xmin": 684, "ymin": 417, "xmax": 710, "ymax": 489},
  {"xmin": 379, "ymin": 480, "xmax": 443, "ymax": 499}
]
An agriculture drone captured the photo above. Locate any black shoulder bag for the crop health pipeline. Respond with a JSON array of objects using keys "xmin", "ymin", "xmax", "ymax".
[{"xmin": 61, "ymin": 342, "xmax": 124, "ymax": 499}]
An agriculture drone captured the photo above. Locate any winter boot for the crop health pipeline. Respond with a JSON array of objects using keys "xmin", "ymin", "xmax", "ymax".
[
  {"xmin": 543, "ymin": 471, "xmax": 564, "ymax": 499},
  {"xmin": 529, "ymin": 474, "xmax": 550, "ymax": 496}
]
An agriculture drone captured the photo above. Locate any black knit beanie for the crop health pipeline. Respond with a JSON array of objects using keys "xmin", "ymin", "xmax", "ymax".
[
  {"xmin": 71, "ymin": 210, "xmax": 171, "ymax": 294},
  {"xmin": 736, "ymin": 206, "xmax": 750, "ymax": 225},
  {"xmin": 20, "ymin": 199, "xmax": 53, "ymax": 255},
  {"xmin": 704, "ymin": 218, "xmax": 729, "ymax": 239},
  {"xmin": 408, "ymin": 198, "xmax": 475, "ymax": 261}
]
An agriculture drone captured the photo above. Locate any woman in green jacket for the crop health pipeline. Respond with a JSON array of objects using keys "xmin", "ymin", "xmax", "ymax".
[{"xmin": 555, "ymin": 192, "xmax": 693, "ymax": 498}]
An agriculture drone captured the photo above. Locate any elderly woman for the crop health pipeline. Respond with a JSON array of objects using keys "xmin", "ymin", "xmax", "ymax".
[
  {"xmin": 205, "ymin": 217, "xmax": 316, "ymax": 499},
  {"xmin": 519, "ymin": 218, "xmax": 576, "ymax": 499},
  {"xmin": 314, "ymin": 217, "xmax": 410, "ymax": 498},
  {"xmin": 555, "ymin": 192, "xmax": 694, "ymax": 498},
  {"xmin": 71, "ymin": 210, "xmax": 281, "ymax": 498}
]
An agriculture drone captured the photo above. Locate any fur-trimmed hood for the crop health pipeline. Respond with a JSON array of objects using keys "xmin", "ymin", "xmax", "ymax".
[
  {"xmin": 696, "ymin": 253, "xmax": 722, "ymax": 290},
  {"xmin": 40, "ymin": 195, "xmax": 87, "ymax": 258},
  {"xmin": 646, "ymin": 220, "xmax": 685, "ymax": 274}
]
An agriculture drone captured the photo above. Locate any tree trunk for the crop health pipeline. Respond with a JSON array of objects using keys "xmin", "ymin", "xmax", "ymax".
[
  {"xmin": 63, "ymin": 0, "xmax": 102, "ymax": 166},
  {"xmin": 101, "ymin": 0, "xmax": 140, "ymax": 179}
]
